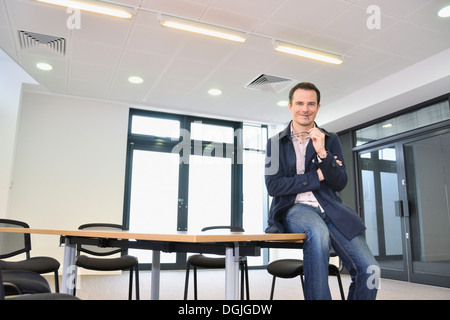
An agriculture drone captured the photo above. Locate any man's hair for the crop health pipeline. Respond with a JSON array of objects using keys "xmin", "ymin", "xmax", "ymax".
[{"xmin": 288, "ymin": 82, "xmax": 321, "ymax": 105}]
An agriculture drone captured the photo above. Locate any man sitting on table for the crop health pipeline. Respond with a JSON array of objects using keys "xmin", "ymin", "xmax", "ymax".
[{"xmin": 265, "ymin": 82, "xmax": 379, "ymax": 300}]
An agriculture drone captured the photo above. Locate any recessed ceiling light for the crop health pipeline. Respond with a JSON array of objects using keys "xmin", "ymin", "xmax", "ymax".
[
  {"xmin": 128, "ymin": 76, "xmax": 143, "ymax": 84},
  {"xmin": 36, "ymin": 62, "xmax": 53, "ymax": 71},
  {"xmin": 438, "ymin": 5, "xmax": 450, "ymax": 17},
  {"xmin": 277, "ymin": 100, "xmax": 289, "ymax": 107},
  {"xmin": 208, "ymin": 89, "xmax": 222, "ymax": 96}
]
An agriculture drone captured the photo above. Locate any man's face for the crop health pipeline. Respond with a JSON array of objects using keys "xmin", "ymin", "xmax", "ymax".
[{"xmin": 289, "ymin": 89, "xmax": 320, "ymax": 129}]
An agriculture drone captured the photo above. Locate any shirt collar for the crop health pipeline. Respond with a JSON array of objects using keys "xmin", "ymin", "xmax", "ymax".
[{"xmin": 279, "ymin": 120, "xmax": 329, "ymax": 140}]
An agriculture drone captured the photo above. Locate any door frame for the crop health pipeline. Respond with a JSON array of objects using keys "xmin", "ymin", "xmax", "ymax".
[{"xmin": 354, "ymin": 126, "xmax": 450, "ymax": 287}]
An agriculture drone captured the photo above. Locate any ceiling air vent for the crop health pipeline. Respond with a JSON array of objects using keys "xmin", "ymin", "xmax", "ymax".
[
  {"xmin": 18, "ymin": 30, "xmax": 66, "ymax": 55},
  {"xmin": 245, "ymin": 74, "xmax": 294, "ymax": 93}
]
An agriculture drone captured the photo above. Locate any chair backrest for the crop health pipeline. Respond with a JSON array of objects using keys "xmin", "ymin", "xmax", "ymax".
[
  {"xmin": 77, "ymin": 223, "xmax": 127, "ymax": 256},
  {"xmin": 0, "ymin": 219, "xmax": 31, "ymax": 259},
  {"xmin": 201, "ymin": 225, "xmax": 245, "ymax": 232}
]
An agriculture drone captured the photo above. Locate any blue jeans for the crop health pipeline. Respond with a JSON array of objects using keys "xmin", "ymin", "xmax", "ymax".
[{"xmin": 281, "ymin": 203, "xmax": 380, "ymax": 300}]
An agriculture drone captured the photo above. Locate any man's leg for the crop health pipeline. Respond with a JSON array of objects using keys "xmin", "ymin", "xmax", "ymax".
[
  {"xmin": 326, "ymin": 215, "xmax": 380, "ymax": 300},
  {"xmin": 281, "ymin": 203, "xmax": 332, "ymax": 300}
]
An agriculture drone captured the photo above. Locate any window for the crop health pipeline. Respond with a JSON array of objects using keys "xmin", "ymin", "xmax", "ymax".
[
  {"xmin": 124, "ymin": 110, "xmax": 270, "ymax": 268},
  {"xmin": 355, "ymin": 100, "xmax": 450, "ymax": 146}
]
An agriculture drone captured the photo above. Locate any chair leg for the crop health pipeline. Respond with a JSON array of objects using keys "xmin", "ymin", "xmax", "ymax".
[
  {"xmin": 240, "ymin": 261, "xmax": 244, "ymax": 300},
  {"xmin": 269, "ymin": 276, "xmax": 276, "ymax": 300},
  {"xmin": 244, "ymin": 260, "xmax": 250, "ymax": 300},
  {"xmin": 184, "ymin": 262, "xmax": 190, "ymax": 300},
  {"xmin": 300, "ymin": 275, "xmax": 305, "ymax": 298},
  {"xmin": 128, "ymin": 267, "xmax": 133, "ymax": 300},
  {"xmin": 135, "ymin": 264, "xmax": 140, "ymax": 300},
  {"xmin": 335, "ymin": 272, "xmax": 345, "ymax": 300},
  {"xmin": 54, "ymin": 271, "xmax": 60, "ymax": 293},
  {"xmin": 193, "ymin": 266, "xmax": 198, "ymax": 300}
]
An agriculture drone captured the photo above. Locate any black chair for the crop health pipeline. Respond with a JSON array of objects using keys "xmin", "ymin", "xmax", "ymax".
[
  {"xmin": 1, "ymin": 262, "xmax": 79, "ymax": 300},
  {"xmin": 267, "ymin": 254, "xmax": 345, "ymax": 300},
  {"xmin": 184, "ymin": 226, "xmax": 250, "ymax": 300},
  {"xmin": 74, "ymin": 223, "xmax": 140, "ymax": 300},
  {"xmin": 0, "ymin": 219, "xmax": 61, "ymax": 292}
]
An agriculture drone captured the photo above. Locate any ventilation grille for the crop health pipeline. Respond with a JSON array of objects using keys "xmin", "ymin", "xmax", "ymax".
[
  {"xmin": 18, "ymin": 30, "xmax": 66, "ymax": 55},
  {"xmin": 245, "ymin": 74, "xmax": 293, "ymax": 93}
]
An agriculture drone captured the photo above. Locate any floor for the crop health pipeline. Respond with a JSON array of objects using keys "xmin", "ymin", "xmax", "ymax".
[{"xmin": 45, "ymin": 269, "xmax": 450, "ymax": 300}]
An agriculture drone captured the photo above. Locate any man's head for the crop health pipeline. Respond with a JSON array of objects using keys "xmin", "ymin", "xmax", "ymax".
[
  {"xmin": 288, "ymin": 82, "xmax": 321, "ymax": 130},
  {"xmin": 288, "ymin": 82, "xmax": 320, "ymax": 105}
]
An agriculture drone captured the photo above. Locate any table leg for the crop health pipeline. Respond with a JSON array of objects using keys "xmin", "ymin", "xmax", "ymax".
[
  {"xmin": 61, "ymin": 238, "xmax": 77, "ymax": 295},
  {"xmin": 151, "ymin": 250, "xmax": 161, "ymax": 300},
  {"xmin": 225, "ymin": 245, "xmax": 240, "ymax": 300}
]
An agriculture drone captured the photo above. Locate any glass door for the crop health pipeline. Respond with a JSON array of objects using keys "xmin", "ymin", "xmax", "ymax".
[
  {"xmin": 358, "ymin": 131, "xmax": 450, "ymax": 286},
  {"xmin": 127, "ymin": 149, "xmax": 179, "ymax": 264},
  {"xmin": 124, "ymin": 111, "xmax": 242, "ymax": 269},
  {"xmin": 359, "ymin": 145, "xmax": 408, "ymax": 280},
  {"xmin": 186, "ymin": 121, "xmax": 236, "ymax": 232},
  {"xmin": 403, "ymin": 132, "xmax": 450, "ymax": 286}
]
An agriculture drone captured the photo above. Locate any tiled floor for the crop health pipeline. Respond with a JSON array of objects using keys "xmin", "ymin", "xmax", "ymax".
[{"xmin": 46, "ymin": 269, "xmax": 450, "ymax": 300}]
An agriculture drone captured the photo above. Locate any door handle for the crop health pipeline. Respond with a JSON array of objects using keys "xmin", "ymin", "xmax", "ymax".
[{"xmin": 394, "ymin": 200, "xmax": 408, "ymax": 217}]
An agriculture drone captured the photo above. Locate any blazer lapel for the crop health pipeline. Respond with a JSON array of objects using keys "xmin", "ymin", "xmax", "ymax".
[{"xmin": 305, "ymin": 140, "xmax": 317, "ymax": 170}]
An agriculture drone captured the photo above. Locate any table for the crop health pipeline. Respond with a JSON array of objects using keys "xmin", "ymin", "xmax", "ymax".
[{"xmin": 0, "ymin": 227, "xmax": 304, "ymax": 300}]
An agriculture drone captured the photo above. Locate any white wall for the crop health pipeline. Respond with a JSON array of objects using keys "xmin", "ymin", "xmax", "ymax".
[
  {"xmin": 0, "ymin": 50, "xmax": 37, "ymax": 218},
  {"xmin": 7, "ymin": 89, "xmax": 129, "ymax": 261}
]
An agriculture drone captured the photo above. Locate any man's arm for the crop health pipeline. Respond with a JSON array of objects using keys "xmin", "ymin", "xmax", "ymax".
[
  {"xmin": 265, "ymin": 137, "xmax": 321, "ymax": 197},
  {"xmin": 309, "ymin": 128, "xmax": 347, "ymax": 191}
]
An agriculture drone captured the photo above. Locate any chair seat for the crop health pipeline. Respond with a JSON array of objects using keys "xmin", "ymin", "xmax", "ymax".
[
  {"xmin": 76, "ymin": 255, "xmax": 138, "ymax": 271},
  {"xmin": 2, "ymin": 270, "xmax": 51, "ymax": 294},
  {"xmin": 188, "ymin": 254, "xmax": 225, "ymax": 269},
  {"xmin": 6, "ymin": 293, "xmax": 80, "ymax": 300},
  {"xmin": 267, "ymin": 259, "xmax": 303, "ymax": 278},
  {"xmin": 1, "ymin": 257, "xmax": 60, "ymax": 274}
]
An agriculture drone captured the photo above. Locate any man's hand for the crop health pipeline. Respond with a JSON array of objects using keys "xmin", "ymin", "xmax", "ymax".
[
  {"xmin": 317, "ymin": 156, "xmax": 343, "ymax": 182},
  {"xmin": 309, "ymin": 127, "xmax": 327, "ymax": 158}
]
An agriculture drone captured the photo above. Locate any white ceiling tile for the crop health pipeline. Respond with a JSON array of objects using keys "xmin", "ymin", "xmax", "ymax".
[
  {"xmin": 361, "ymin": 20, "xmax": 448, "ymax": 59},
  {"xmin": 1, "ymin": 0, "xmax": 448, "ymax": 129},
  {"xmin": 355, "ymin": 0, "xmax": 430, "ymax": 18},
  {"xmin": 71, "ymin": 40, "xmax": 122, "ymax": 66},
  {"xmin": 267, "ymin": 0, "xmax": 352, "ymax": 33},
  {"xmin": 316, "ymin": 5, "xmax": 397, "ymax": 45},
  {"xmin": 71, "ymin": 12, "xmax": 133, "ymax": 47}
]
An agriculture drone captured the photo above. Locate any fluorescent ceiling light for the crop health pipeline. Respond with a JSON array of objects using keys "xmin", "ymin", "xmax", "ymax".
[
  {"xmin": 160, "ymin": 16, "xmax": 247, "ymax": 43},
  {"xmin": 36, "ymin": 0, "xmax": 133, "ymax": 19},
  {"xmin": 438, "ymin": 5, "xmax": 450, "ymax": 17},
  {"xmin": 36, "ymin": 62, "xmax": 53, "ymax": 70},
  {"xmin": 274, "ymin": 41, "xmax": 343, "ymax": 65}
]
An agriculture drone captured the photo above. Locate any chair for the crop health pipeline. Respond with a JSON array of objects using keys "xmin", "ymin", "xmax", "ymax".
[
  {"xmin": 1, "ymin": 262, "xmax": 79, "ymax": 300},
  {"xmin": 267, "ymin": 253, "xmax": 345, "ymax": 300},
  {"xmin": 0, "ymin": 218, "xmax": 61, "ymax": 292},
  {"xmin": 184, "ymin": 226, "xmax": 250, "ymax": 300},
  {"xmin": 74, "ymin": 223, "xmax": 140, "ymax": 300}
]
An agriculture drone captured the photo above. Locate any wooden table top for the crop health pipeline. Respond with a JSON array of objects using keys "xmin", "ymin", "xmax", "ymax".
[{"xmin": 0, "ymin": 227, "xmax": 304, "ymax": 243}]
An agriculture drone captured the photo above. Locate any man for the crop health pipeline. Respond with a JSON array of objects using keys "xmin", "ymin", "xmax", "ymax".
[{"xmin": 265, "ymin": 82, "xmax": 379, "ymax": 300}]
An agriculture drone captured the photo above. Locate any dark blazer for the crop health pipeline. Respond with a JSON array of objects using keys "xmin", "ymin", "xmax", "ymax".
[{"xmin": 265, "ymin": 121, "xmax": 365, "ymax": 240}]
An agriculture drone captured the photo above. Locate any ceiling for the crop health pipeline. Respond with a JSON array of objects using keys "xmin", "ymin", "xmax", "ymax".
[{"xmin": 1, "ymin": 0, "xmax": 449, "ymax": 131}]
